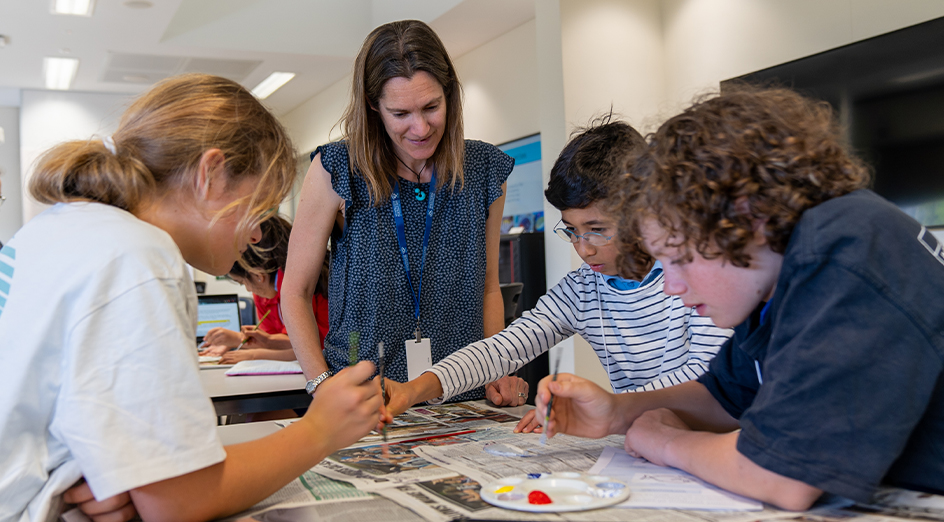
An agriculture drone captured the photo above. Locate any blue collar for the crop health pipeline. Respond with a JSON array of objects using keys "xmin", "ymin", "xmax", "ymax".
[{"xmin": 601, "ymin": 261, "xmax": 663, "ymax": 291}]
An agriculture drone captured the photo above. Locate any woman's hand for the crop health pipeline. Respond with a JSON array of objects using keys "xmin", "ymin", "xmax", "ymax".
[
  {"xmin": 382, "ymin": 379, "xmax": 415, "ymax": 421},
  {"xmin": 302, "ymin": 361, "xmax": 384, "ymax": 451},
  {"xmin": 220, "ymin": 350, "xmax": 256, "ymax": 364},
  {"xmin": 485, "ymin": 375, "xmax": 529, "ymax": 407},
  {"xmin": 199, "ymin": 327, "xmax": 242, "ymax": 349},
  {"xmin": 513, "ymin": 408, "xmax": 543, "ymax": 433},
  {"xmin": 536, "ymin": 373, "xmax": 620, "ymax": 440},
  {"xmin": 64, "ymin": 481, "xmax": 137, "ymax": 522}
]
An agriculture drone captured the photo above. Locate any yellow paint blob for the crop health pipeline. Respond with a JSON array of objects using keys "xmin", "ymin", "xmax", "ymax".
[{"xmin": 494, "ymin": 486, "xmax": 515, "ymax": 494}]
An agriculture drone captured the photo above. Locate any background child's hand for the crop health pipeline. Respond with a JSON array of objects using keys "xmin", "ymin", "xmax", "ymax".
[
  {"xmin": 220, "ymin": 350, "xmax": 255, "ymax": 364},
  {"xmin": 303, "ymin": 361, "xmax": 383, "ymax": 451},
  {"xmin": 198, "ymin": 344, "xmax": 231, "ymax": 357},
  {"xmin": 513, "ymin": 408, "xmax": 543, "ymax": 433},
  {"xmin": 240, "ymin": 325, "xmax": 272, "ymax": 348},
  {"xmin": 200, "ymin": 327, "xmax": 242, "ymax": 349}
]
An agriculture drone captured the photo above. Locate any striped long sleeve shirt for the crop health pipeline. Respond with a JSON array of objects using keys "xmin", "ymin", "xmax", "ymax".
[{"xmin": 428, "ymin": 264, "xmax": 732, "ymax": 401}]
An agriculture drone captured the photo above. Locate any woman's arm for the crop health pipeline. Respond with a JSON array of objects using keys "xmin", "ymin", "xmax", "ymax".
[
  {"xmin": 282, "ymin": 153, "xmax": 339, "ymax": 379},
  {"xmin": 219, "ymin": 347, "xmax": 297, "ymax": 364},
  {"xmin": 482, "ymin": 183, "xmax": 507, "ymax": 337}
]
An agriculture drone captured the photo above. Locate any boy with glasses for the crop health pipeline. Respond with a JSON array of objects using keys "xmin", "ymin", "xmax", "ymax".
[{"xmin": 383, "ymin": 116, "xmax": 732, "ymax": 430}]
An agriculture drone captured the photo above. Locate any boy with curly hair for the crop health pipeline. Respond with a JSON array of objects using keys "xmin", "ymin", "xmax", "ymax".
[{"xmin": 535, "ymin": 87, "xmax": 944, "ymax": 510}]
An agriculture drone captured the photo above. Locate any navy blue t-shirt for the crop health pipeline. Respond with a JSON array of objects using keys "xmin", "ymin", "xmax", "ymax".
[
  {"xmin": 699, "ymin": 190, "xmax": 944, "ymax": 502},
  {"xmin": 312, "ymin": 141, "xmax": 513, "ymax": 402}
]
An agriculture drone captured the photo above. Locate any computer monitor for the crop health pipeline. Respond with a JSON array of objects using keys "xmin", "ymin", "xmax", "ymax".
[{"xmin": 196, "ymin": 294, "xmax": 242, "ymax": 346}]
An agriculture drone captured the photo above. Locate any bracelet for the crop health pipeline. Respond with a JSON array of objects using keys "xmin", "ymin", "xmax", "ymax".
[{"xmin": 305, "ymin": 371, "xmax": 331, "ymax": 396}]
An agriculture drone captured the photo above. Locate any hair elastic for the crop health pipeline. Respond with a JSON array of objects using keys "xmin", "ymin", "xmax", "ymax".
[{"xmin": 102, "ymin": 136, "xmax": 117, "ymax": 155}]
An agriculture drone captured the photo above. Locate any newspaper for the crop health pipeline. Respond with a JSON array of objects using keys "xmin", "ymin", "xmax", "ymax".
[
  {"xmin": 220, "ymin": 469, "xmax": 374, "ymax": 520},
  {"xmin": 588, "ymin": 446, "xmax": 762, "ymax": 510},
  {"xmin": 311, "ymin": 427, "xmax": 520, "ymax": 491},
  {"xmin": 411, "ymin": 425, "xmax": 625, "ymax": 486},
  {"xmin": 250, "ymin": 497, "xmax": 426, "ymax": 522},
  {"xmin": 356, "ymin": 402, "xmax": 521, "ymax": 445}
]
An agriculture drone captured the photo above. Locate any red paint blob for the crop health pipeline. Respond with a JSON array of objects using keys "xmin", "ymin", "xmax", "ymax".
[{"xmin": 528, "ymin": 490, "xmax": 552, "ymax": 505}]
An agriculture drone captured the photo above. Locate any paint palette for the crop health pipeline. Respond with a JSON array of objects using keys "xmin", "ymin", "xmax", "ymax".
[{"xmin": 480, "ymin": 472, "xmax": 630, "ymax": 512}]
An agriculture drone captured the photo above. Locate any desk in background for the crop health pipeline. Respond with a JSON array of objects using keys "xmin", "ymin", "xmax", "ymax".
[{"xmin": 199, "ymin": 366, "xmax": 310, "ymax": 417}]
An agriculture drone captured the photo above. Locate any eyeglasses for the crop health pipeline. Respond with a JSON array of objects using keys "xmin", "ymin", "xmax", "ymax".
[{"xmin": 553, "ymin": 222, "xmax": 614, "ymax": 246}]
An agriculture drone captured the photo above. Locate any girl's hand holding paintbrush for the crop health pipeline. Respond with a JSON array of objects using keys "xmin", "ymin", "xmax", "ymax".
[{"xmin": 535, "ymin": 372, "xmax": 626, "ymax": 440}]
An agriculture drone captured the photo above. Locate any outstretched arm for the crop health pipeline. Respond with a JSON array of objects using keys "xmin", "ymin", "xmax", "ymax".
[{"xmin": 129, "ymin": 362, "xmax": 382, "ymax": 522}]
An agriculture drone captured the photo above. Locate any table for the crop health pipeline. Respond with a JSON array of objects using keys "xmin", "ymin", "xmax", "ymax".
[
  {"xmin": 199, "ymin": 367, "xmax": 310, "ymax": 417},
  {"xmin": 216, "ymin": 403, "xmax": 943, "ymax": 522}
]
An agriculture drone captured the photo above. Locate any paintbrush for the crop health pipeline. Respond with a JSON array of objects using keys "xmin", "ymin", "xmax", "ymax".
[
  {"xmin": 349, "ymin": 331, "xmax": 360, "ymax": 366},
  {"xmin": 539, "ymin": 351, "xmax": 563, "ymax": 445},
  {"xmin": 378, "ymin": 341, "xmax": 390, "ymax": 460},
  {"xmin": 234, "ymin": 309, "xmax": 270, "ymax": 351}
]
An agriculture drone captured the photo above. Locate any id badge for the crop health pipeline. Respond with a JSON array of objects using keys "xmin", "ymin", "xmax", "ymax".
[{"xmin": 406, "ymin": 337, "xmax": 432, "ymax": 381}]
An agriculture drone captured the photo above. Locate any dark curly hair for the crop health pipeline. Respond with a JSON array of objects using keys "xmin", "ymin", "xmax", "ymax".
[
  {"xmin": 230, "ymin": 215, "xmax": 329, "ymax": 298},
  {"xmin": 616, "ymin": 85, "xmax": 870, "ymax": 276},
  {"xmin": 545, "ymin": 112, "xmax": 645, "ymax": 211}
]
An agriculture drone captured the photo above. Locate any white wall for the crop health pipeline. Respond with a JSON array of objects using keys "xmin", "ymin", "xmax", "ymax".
[
  {"xmin": 0, "ymin": 106, "xmax": 22, "ymax": 244},
  {"xmin": 455, "ymin": 19, "xmax": 539, "ymax": 144},
  {"xmin": 19, "ymin": 89, "xmax": 131, "ymax": 223},
  {"xmin": 661, "ymin": 0, "xmax": 944, "ymax": 111}
]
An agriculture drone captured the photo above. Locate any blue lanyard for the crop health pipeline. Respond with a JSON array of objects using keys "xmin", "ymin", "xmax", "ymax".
[{"xmin": 391, "ymin": 170, "xmax": 437, "ymax": 338}]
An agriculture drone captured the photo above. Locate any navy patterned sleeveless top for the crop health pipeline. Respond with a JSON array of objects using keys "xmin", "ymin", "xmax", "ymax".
[{"xmin": 312, "ymin": 140, "xmax": 514, "ymax": 402}]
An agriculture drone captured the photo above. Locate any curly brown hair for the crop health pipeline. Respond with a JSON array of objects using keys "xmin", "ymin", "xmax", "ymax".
[{"xmin": 615, "ymin": 85, "xmax": 870, "ymax": 276}]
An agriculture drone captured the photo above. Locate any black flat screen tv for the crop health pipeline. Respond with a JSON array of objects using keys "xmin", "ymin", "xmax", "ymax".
[{"xmin": 724, "ymin": 16, "xmax": 944, "ymax": 227}]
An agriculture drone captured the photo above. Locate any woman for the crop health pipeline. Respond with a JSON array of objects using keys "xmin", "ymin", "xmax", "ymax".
[
  {"xmin": 0, "ymin": 74, "xmax": 382, "ymax": 522},
  {"xmin": 283, "ymin": 20, "xmax": 525, "ymax": 404},
  {"xmin": 199, "ymin": 215, "xmax": 330, "ymax": 364}
]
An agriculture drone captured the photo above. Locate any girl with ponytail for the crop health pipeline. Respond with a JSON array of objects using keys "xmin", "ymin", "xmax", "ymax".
[{"xmin": 0, "ymin": 74, "xmax": 383, "ymax": 522}]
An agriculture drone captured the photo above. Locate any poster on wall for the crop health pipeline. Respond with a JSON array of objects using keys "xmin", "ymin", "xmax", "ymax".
[{"xmin": 498, "ymin": 133, "xmax": 543, "ymax": 234}]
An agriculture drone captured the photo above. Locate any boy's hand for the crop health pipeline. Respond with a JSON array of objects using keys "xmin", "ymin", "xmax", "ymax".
[
  {"xmin": 199, "ymin": 327, "xmax": 241, "ymax": 349},
  {"xmin": 382, "ymin": 379, "xmax": 413, "ymax": 421},
  {"xmin": 625, "ymin": 408, "xmax": 691, "ymax": 467},
  {"xmin": 302, "ymin": 361, "xmax": 383, "ymax": 451},
  {"xmin": 485, "ymin": 375, "xmax": 529, "ymax": 407},
  {"xmin": 513, "ymin": 408, "xmax": 543, "ymax": 433},
  {"xmin": 536, "ymin": 373, "xmax": 620, "ymax": 440},
  {"xmin": 63, "ymin": 481, "xmax": 137, "ymax": 522}
]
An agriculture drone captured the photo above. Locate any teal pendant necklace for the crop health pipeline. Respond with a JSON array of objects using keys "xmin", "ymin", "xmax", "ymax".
[{"xmin": 397, "ymin": 155, "xmax": 428, "ymax": 201}]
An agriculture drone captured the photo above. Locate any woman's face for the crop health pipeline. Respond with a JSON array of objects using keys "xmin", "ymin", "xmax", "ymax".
[{"xmin": 376, "ymin": 71, "xmax": 447, "ymax": 164}]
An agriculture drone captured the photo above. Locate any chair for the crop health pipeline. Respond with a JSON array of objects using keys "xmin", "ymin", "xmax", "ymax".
[
  {"xmin": 238, "ymin": 297, "xmax": 256, "ymax": 327},
  {"xmin": 499, "ymin": 283, "xmax": 524, "ymax": 327}
]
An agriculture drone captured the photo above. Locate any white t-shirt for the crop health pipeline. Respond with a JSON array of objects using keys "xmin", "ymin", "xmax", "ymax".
[{"xmin": 0, "ymin": 202, "xmax": 226, "ymax": 522}]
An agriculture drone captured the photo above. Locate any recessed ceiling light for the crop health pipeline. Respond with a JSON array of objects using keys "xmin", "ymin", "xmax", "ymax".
[
  {"xmin": 44, "ymin": 57, "xmax": 79, "ymax": 90},
  {"xmin": 122, "ymin": 74, "xmax": 149, "ymax": 83},
  {"xmin": 123, "ymin": 0, "xmax": 153, "ymax": 8},
  {"xmin": 52, "ymin": 0, "xmax": 94, "ymax": 16},
  {"xmin": 251, "ymin": 72, "xmax": 295, "ymax": 99}
]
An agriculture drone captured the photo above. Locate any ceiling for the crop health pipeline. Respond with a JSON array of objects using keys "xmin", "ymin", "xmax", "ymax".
[{"xmin": 0, "ymin": 0, "xmax": 535, "ymax": 115}]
